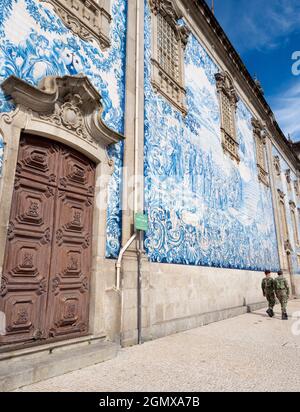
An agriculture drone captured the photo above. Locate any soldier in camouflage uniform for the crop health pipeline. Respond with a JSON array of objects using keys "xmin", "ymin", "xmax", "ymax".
[
  {"xmin": 261, "ymin": 270, "xmax": 275, "ymax": 318},
  {"xmin": 274, "ymin": 270, "xmax": 290, "ymax": 320}
]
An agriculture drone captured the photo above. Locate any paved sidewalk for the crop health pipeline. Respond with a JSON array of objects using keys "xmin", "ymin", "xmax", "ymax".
[{"xmin": 16, "ymin": 300, "xmax": 300, "ymax": 392}]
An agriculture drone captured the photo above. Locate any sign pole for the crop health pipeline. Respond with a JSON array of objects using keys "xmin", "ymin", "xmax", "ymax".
[
  {"xmin": 137, "ymin": 230, "xmax": 143, "ymax": 345},
  {"xmin": 134, "ymin": 213, "xmax": 148, "ymax": 345}
]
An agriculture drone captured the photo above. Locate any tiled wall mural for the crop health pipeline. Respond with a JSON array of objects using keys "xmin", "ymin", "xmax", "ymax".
[
  {"xmin": 144, "ymin": 1, "xmax": 280, "ymax": 271},
  {"xmin": 272, "ymin": 148, "xmax": 300, "ymax": 275},
  {"xmin": 0, "ymin": 0, "xmax": 127, "ymax": 257},
  {"xmin": 0, "ymin": 0, "xmax": 283, "ymax": 271}
]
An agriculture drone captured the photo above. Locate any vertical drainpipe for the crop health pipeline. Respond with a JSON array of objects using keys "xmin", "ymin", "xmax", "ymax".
[
  {"xmin": 116, "ymin": 233, "xmax": 137, "ymax": 346},
  {"xmin": 134, "ymin": 0, "xmax": 141, "ymax": 215},
  {"xmin": 137, "ymin": 231, "xmax": 143, "ymax": 345},
  {"xmin": 116, "ymin": 0, "xmax": 143, "ymax": 346},
  {"xmin": 135, "ymin": 0, "xmax": 143, "ymax": 345}
]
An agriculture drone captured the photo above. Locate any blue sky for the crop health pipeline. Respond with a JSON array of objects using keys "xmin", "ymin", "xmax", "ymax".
[{"xmin": 208, "ymin": 0, "xmax": 300, "ymax": 141}]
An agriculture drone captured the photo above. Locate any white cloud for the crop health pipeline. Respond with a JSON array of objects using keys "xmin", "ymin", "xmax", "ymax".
[
  {"xmin": 270, "ymin": 81, "xmax": 300, "ymax": 141},
  {"xmin": 214, "ymin": 0, "xmax": 300, "ymax": 52}
]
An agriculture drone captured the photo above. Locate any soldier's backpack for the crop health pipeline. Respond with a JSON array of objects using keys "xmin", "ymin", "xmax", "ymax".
[
  {"xmin": 265, "ymin": 278, "xmax": 274, "ymax": 289},
  {"xmin": 275, "ymin": 277, "xmax": 286, "ymax": 290}
]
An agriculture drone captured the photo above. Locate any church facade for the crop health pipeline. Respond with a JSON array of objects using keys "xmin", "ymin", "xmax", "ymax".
[{"xmin": 0, "ymin": 0, "xmax": 299, "ymax": 373}]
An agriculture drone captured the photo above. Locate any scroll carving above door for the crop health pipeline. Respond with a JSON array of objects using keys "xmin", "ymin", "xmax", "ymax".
[{"xmin": 1, "ymin": 74, "xmax": 124, "ymax": 150}]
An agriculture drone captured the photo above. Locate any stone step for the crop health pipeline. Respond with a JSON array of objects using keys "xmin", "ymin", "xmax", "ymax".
[
  {"xmin": 0, "ymin": 338, "xmax": 119, "ymax": 392},
  {"xmin": 247, "ymin": 301, "xmax": 266, "ymax": 313},
  {"xmin": 0, "ymin": 334, "xmax": 107, "ymax": 362}
]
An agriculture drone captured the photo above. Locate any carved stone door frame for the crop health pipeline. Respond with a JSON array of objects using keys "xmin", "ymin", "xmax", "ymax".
[{"xmin": 0, "ymin": 75, "xmax": 124, "ymax": 340}]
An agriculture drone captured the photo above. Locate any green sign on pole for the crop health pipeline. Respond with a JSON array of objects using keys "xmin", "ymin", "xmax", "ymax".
[{"xmin": 135, "ymin": 213, "xmax": 149, "ymax": 232}]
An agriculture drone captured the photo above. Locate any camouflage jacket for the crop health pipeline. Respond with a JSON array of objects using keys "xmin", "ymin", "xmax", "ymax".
[
  {"xmin": 273, "ymin": 276, "xmax": 290, "ymax": 297},
  {"xmin": 261, "ymin": 277, "xmax": 275, "ymax": 295}
]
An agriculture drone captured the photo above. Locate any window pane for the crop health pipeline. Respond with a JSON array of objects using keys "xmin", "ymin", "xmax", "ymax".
[{"xmin": 157, "ymin": 14, "xmax": 180, "ymax": 81}]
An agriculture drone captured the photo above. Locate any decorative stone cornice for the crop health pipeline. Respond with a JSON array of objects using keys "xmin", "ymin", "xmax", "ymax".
[
  {"xmin": 149, "ymin": 0, "xmax": 181, "ymax": 19},
  {"xmin": 294, "ymin": 180, "xmax": 299, "ymax": 197},
  {"xmin": 285, "ymin": 169, "xmax": 291, "ymax": 185},
  {"xmin": 277, "ymin": 189, "xmax": 286, "ymax": 200},
  {"xmin": 292, "ymin": 141, "xmax": 300, "ymax": 162},
  {"xmin": 215, "ymin": 72, "xmax": 239, "ymax": 105},
  {"xmin": 251, "ymin": 118, "xmax": 267, "ymax": 143},
  {"xmin": 254, "ymin": 78, "xmax": 264, "ymax": 95},
  {"xmin": 41, "ymin": 0, "xmax": 112, "ymax": 50},
  {"xmin": 149, "ymin": 0, "xmax": 190, "ymax": 47},
  {"xmin": 284, "ymin": 239, "xmax": 293, "ymax": 254},
  {"xmin": 1, "ymin": 74, "xmax": 124, "ymax": 148},
  {"xmin": 178, "ymin": 25, "xmax": 191, "ymax": 49},
  {"xmin": 273, "ymin": 156, "xmax": 281, "ymax": 176}
]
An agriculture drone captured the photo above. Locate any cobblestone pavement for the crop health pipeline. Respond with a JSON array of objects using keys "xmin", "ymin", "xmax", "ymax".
[{"xmin": 16, "ymin": 300, "xmax": 300, "ymax": 392}]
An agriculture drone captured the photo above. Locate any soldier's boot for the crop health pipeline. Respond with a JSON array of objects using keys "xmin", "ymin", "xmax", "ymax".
[
  {"xmin": 270, "ymin": 309, "xmax": 275, "ymax": 317},
  {"xmin": 282, "ymin": 312, "xmax": 288, "ymax": 320},
  {"xmin": 266, "ymin": 309, "xmax": 273, "ymax": 318}
]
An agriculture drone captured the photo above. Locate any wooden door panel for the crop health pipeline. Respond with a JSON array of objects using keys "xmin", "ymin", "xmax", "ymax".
[
  {"xmin": 9, "ymin": 178, "xmax": 54, "ymax": 240},
  {"xmin": 0, "ymin": 178, "xmax": 53, "ymax": 345},
  {"xmin": 55, "ymin": 191, "xmax": 93, "ymax": 248},
  {"xmin": 1, "ymin": 293, "xmax": 45, "ymax": 344},
  {"xmin": 46, "ymin": 185, "xmax": 94, "ymax": 339},
  {"xmin": 2, "ymin": 239, "xmax": 50, "ymax": 288},
  {"xmin": 0, "ymin": 135, "xmax": 95, "ymax": 347},
  {"xmin": 58, "ymin": 147, "xmax": 95, "ymax": 196},
  {"xmin": 48, "ymin": 291, "xmax": 89, "ymax": 338},
  {"xmin": 16, "ymin": 135, "xmax": 59, "ymax": 187}
]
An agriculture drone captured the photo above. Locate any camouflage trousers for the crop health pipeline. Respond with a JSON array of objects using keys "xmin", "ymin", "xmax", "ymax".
[
  {"xmin": 276, "ymin": 291, "xmax": 289, "ymax": 313},
  {"xmin": 265, "ymin": 292, "xmax": 276, "ymax": 309}
]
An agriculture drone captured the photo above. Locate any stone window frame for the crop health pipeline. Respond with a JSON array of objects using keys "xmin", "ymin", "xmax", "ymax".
[
  {"xmin": 294, "ymin": 180, "xmax": 300, "ymax": 197},
  {"xmin": 277, "ymin": 189, "xmax": 290, "ymax": 249},
  {"xmin": 215, "ymin": 71, "xmax": 240, "ymax": 163},
  {"xmin": 273, "ymin": 155, "xmax": 281, "ymax": 177},
  {"xmin": 42, "ymin": 0, "xmax": 112, "ymax": 50},
  {"xmin": 149, "ymin": 0, "xmax": 190, "ymax": 115},
  {"xmin": 289, "ymin": 201, "xmax": 300, "ymax": 247},
  {"xmin": 285, "ymin": 169, "xmax": 292, "ymax": 192},
  {"xmin": 252, "ymin": 118, "xmax": 270, "ymax": 187}
]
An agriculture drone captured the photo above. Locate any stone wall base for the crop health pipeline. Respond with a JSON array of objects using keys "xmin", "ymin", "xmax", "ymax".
[
  {"xmin": 0, "ymin": 336, "xmax": 119, "ymax": 392},
  {"xmin": 120, "ymin": 260, "xmax": 270, "ymax": 347},
  {"xmin": 291, "ymin": 275, "xmax": 300, "ymax": 296}
]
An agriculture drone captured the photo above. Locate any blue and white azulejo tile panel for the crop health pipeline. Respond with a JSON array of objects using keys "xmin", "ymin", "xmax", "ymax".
[
  {"xmin": 143, "ymin": 0, "xmax": 280, "ymax": 271},
  {"xmin": 0, "ymin": 0, "xmax": 127, "ymax": 258}
]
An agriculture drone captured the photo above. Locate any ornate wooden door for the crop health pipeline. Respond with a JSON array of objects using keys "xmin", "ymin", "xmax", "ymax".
[{"xmin": 0, "ymin": 134, "xmax": 95, "ymax": 346}]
